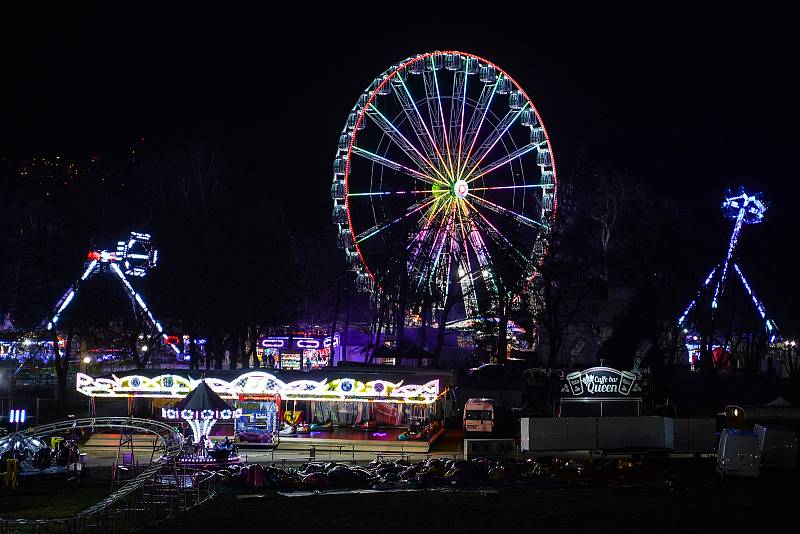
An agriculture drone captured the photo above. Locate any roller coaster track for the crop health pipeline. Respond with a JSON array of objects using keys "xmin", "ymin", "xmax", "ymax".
[{"xmin": 0, "ymin": 417, "xmax": 216, "ymax": 533}]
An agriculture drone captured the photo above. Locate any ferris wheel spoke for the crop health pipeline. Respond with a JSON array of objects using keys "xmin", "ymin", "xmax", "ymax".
[
  {"xmin": 465, "ymin": 143, "xmax": 538, "ymax": 184},
  {"xmin": 466, "ymin": 202, "xmax": 536, "ymax": 268},
  {"xmin": 410, "ymin": 206, "xmax": 450, "ymax": 289},
  {"xmin": 355, "ymin": 197, "xmax": 436, "ymax": 244},
  {"xmin": 350, "ymin": 145, "xmax": 438, "ymax": 185},
  {"xmin": 348, "ymin": 190, "xmax": 434, "ymax": 197},
  {"xmin": 458, "ymin": 79, "xmax": 499, "ymax": 176},
  {"xmin": 365, "ymin": 104, "xmax": 448, "ymax": 184},
  {"xmin": 470, "ymin": 183, "xmax": 548, "ymax": 193},
  {"xmin": 425, "ymin": 209, "xmax": 456, "ymax": 292},
  {"xmin": 458, "ymin": 259, "xmax": 480, "ymax": 317},
  {"xmin": 463, "ymin": 102, "xmax": 530, "ymax": 180},
  {"xmin": 464, "ymin": 218, "xmax": 499, "ymax": 304},
  {"xmin": 467, "ymin": 193, "xmax": 549, "ymax": 230},
  {"xmin": 406, "ymin": 203, "xmax": 443, "ymax": 278},
  {"xmin": 450, "ymin": 68, "xmax": 468, "ymax": 171},
  {"xmin": 392, "ymin": 75, "xmax": 445, "ymax": 170},
  {"xmin": 424, "ymin": 63, "xmax": 455, "ymax": 177},
  {"xmin": 455, "ymin": 204, "xmax": 480, "ymax": 317}
]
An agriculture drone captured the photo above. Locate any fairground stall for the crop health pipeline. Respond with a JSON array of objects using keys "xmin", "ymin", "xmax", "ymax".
[
  {"xmin": 256, "ymin": 333, "xmax": 340, "ymax": 371},
  {"xmin": 76, "ymin": 367, "xmax": 452, "ymax": 453},
  {"xmin": 522, "ymin": 366, "xmax": 648, "ymax": 417}
]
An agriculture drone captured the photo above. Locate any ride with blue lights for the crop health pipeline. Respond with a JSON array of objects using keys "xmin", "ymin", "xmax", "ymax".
[
  {"xmin": 43, "ymin": 232, "xmax": 181, "ymax": 355},
  {"xmin": 677, "ymin": 188, "xmax": 778, "ymax": 342}
]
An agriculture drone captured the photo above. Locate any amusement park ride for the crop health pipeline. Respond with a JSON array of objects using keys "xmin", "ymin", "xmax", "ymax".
[
  {"xmin": 43, "ymin": 231, "xmax": 181, "ymax": 355},
  {"xmin": 332, "ymin": 51, "xmax": 557, "ymax": 322},
  {"xmin": 677, "ymin": 188, "xmax": 779, "ymax": 343}
]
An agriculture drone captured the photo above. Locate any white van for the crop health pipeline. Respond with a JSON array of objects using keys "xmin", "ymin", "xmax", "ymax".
[
  {"xmin": 717, "ymin": 429, "xmax": 761, "ymax": 477},
  {"xmin": 463, "ymin": 398, "xmax": 495, "ymax": 434}
]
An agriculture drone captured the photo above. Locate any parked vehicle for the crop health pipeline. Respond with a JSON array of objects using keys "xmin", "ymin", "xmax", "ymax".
[
  {"xmin": 463, "ymin": 398, "xmax": 496, "ymax": 434},
  {"xmin": 717, "ymin": 429, "xmax": 761, "ymax": 477},
  {"xmin": 467, "ymin": 363, "xmax": 504, "ymax": 381},
  {"xmin": 13, "ymin": 367, "xmax": 56, "ymax": 387}
]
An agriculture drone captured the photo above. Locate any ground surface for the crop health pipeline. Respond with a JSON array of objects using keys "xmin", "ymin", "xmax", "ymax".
[
  {"xmin": 150, "ymin": 465, "xmax": 795, "ymax": 534},
  {"xmin": 0, "ymin": 478, "xmax": 111, "ymax": 519}
]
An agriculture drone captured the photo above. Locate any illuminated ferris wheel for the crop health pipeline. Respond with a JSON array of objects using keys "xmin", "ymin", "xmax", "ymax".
[{"xmin": 331, "ymin": 51, "xmax": 557, "ymax": 318}]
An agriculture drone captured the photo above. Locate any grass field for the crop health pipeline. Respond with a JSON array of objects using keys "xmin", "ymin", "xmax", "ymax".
[
  {"xmin": 150, "ymin": 463, "xmax": 796, "ymax": 534},
  {"xmin": 0, "ymin": 478, "xmax": 111, "ymax": 519},
  {"xmin": 3, "ymin": 460, "xmax": 794, "ymax": 532}
]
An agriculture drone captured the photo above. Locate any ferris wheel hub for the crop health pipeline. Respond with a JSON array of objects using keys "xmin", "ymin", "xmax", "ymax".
[{"xmin": 453, "ymin": 179, "xmax": 469, "ymax": 200}]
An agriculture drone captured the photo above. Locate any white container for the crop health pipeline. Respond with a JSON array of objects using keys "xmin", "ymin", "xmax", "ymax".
[
  {"xmin": 597, "ymin": 417, "xmax": 673, "ymax": 450},
  {"xmin": 521, "ymin": 417, "xmax": 598, "ymax": 451},
  {"xmin": 717, "ymin": 429, "xmax": 761, "ymax": 477},
  {"xmin": 754, "ymin": 425, "xmax": 798, "ymax": 470}
]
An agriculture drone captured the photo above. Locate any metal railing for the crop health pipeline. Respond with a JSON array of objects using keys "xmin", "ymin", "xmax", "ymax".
[{"xmin": 0, "ymin": 417, "xmax": 217, "ymax": 533}]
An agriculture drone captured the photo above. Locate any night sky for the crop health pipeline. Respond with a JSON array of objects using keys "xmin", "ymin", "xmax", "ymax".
[{"xmin": 2, "ymin": 4, "xmax": 797, "ymax": 328}]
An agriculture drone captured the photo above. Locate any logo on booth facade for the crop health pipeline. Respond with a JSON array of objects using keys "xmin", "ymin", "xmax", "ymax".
[{"xmin": 561, "ymin": 367, "xmax": 641, "ymax": 397}]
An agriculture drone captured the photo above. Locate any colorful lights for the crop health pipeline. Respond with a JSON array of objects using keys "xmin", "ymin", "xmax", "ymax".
[
  {"xmin": 9, "ymin": 409, "xmax": 26, "ymax": 424},
  {"xmin": 44, "ymin": 231, "xmax": 181, "ymax": 355},
  {"xmin": 677, "ymin": 188, "xmax": 778, "ymax": 339},
  {"xmin": 161, "ymin": 408, "xmax": 242, "ymax": 421},
  {"xmin": 161, "ymin": 407, "xmax": 241, "ymax": 444},
  {"xmin": 76, "ymin": 371, "xmax": 442, "ymax": 404},
  {"xmin": 333, "ymin": 51, "xmax": 556, "ymax": 320}
]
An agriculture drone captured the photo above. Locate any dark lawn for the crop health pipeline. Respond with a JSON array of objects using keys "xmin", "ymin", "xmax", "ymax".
[
  {"xmin": 153, "ymin": 468, "xmax": 794, "ymax": 533},
  {"xmin": 0, "ymin": 478, "xmax": 111, "ymax": 519}
]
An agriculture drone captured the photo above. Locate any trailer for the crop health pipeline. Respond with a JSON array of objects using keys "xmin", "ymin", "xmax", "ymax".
[{"xmin": 521, "ymin": 416, "xmax": 717, "ymax": 455}]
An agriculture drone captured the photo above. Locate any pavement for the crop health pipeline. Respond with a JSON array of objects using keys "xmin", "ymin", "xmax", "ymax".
[{"xmin": 80, "ymin": 428, "xmax": 467, "ymax": 467}]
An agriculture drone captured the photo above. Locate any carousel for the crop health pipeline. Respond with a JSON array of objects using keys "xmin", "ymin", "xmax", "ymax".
[{"xmin": 161, "ymin": 381, "xmax": 243, "ymax": 466}]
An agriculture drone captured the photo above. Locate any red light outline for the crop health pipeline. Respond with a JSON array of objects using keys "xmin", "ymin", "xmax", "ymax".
[{"xmin": 344, "ymin": 50, "xmax": 559, "ymax": 302}]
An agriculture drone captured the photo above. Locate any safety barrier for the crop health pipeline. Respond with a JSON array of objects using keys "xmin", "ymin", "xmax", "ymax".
[{"xmin": 0, "ymin": 417, "xmax": 217, "ymax": 533}]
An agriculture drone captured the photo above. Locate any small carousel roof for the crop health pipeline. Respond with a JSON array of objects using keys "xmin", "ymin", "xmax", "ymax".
[{"xmin": 174, "ymin": 380, "xmax": 233, "ymax": 413}]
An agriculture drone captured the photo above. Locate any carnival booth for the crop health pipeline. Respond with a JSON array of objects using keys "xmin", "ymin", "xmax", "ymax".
[
  {"xmin": 520, "ymin": 367, "xmax": 689, "ymax": 453},
  {"xmin": 256, "ymin": 333, "xmax": 340, "ymax": 371},
  {"xmin": 160, "ymin": 380, "xmax": 243, "ymax": 465},
  {"xmin": 557, "ymin": 367, "xmax": 645, "ymax": 417},
  {"xmin": 77, "ymin": 368, "xmax": 451, "ymax": 453}
]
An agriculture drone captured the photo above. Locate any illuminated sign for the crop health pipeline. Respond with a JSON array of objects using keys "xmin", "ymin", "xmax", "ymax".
[
  {"xmin": 76, "ymin": 371, "xmax": 441, "ymax": 404},
  {"xmin": 279, "ymin": 353, "xmax": 301, "ymax": 370},
  {"xmin": 9, "ymin": 409, "xmax": 26, "ymax": 424},
  {"xmin": 560, "ymin": 367, "xmax": 642, "ymax": 398},
  {"xmin": 161, "ymin": 408, "xmax": 242, "ymax": 421},
  {"xmin": 259, "ymin": 333, "xmax": 340, "ymax": 351}
]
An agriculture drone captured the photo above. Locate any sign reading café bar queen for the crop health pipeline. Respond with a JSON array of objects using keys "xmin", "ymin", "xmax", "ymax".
[{"xmin": 559, "ymin": 367, "xmax": 643, "ymax": 398}]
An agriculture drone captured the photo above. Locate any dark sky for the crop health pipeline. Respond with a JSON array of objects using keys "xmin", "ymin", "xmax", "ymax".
[
  {"xmin": 2, "ymin": 4, "xmax": 797, "ymax": 327},
  {"xmin": 3, "ymin": 5, "xmax": 796, "ymax": 189}
]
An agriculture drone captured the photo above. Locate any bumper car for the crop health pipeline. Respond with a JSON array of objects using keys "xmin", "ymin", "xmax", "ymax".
[
  {"xmin": 278, "ymin": 423, "xmax": 297, "ymax": 436},
  {"xmin": 398, "ymin": 421, "xmax": 427, "ymax": 441},
  {"xmin": 398, "ymin": 429, "xmax": 428, "ymax": 441},
  {"xmin": 237, "ymin": 429, "xmax": 275, "ymax": 443},
  {"xmin": 310, "ymin": 419, "xmax": 333, "ymax": 431},
  {"xmin": 354, "ymin": 419, "xmax": 377, "ymax": 431},
  {"xmin": 295, "ymin": 423, "xmax": 311, "ymax": 434}
]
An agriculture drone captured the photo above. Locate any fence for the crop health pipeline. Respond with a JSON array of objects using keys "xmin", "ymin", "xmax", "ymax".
[{"xmin": 0, "ymin": 417, "xmax": 216, "ymax": 533}]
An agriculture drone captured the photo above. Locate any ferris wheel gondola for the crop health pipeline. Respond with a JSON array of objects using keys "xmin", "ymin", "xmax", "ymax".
[{"xmin": 331, "ymin": 51, "xmax": 558, "ymax": 318}]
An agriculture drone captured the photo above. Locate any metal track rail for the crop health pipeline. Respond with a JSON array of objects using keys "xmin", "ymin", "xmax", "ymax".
[{"xmin": 0, "ymin": 417, "xmax": 192, "ymax": 533}]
